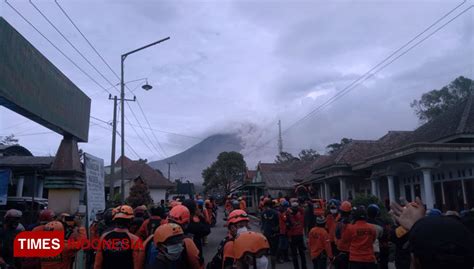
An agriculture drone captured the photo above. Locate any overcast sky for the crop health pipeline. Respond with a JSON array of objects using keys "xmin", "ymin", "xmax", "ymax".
[{"xmin": 0, "ymin": 0, "xmax": 473, "ymax": 167}]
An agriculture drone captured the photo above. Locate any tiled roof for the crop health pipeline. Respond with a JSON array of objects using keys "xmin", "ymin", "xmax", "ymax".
[
  {"xmin": 109, "ymin": 158, "xmax": 174, "ymax": 188},
  {"xmin": 313, "ymin": 95, "xmax": 474, "ymax": 172},
  {"xmin": 257, "ymin": 163, "xmax": 297, "ymax": 189},
  {"xmin": 407, "ymin": 94, "xmax": 474, "ymax": 143}
]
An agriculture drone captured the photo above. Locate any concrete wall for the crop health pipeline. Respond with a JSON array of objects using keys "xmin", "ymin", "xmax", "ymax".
[{"xmin": 149, "ymin": 189, "xmax": 167, "ymax": 204}]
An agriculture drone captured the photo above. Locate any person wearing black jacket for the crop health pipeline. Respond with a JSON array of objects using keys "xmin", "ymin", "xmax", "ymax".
[{"xmin": 182, "ymin": 199, "xmax": 211, "ymax": 260}]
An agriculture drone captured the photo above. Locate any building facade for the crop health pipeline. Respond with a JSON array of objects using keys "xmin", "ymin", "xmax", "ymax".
[{"xmin": 300, "ymin": 95, "xmax": 474, "ymax": 211}]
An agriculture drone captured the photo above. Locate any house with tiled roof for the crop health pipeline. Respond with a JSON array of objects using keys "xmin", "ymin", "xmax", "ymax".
[
  {"xmin": 106, "ymin": 156, "xmax": 174, "ymax": 203},
  {"xmin": 299, "ymin": 95, "xmax": 474, "ymax": 211}
]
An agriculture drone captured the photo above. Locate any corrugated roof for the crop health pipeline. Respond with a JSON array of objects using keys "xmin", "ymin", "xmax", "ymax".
[{"xmin": 0, "ymin": 156, "xmax": 54, "ymax": 167}]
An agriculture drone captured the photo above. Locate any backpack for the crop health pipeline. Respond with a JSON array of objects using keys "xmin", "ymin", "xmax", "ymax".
[{"xmin": 206, "ymin": 237, "xmax": 230, "ymax": 269}]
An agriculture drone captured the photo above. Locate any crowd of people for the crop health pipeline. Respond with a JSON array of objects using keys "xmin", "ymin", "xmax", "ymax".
[
  {"xmin": 0, "ymin": 194, "xmax": 474, "ymax": 269},
  {"xmin": 252, "ymin": 195, "xmax": 474, "ymax": 269}
]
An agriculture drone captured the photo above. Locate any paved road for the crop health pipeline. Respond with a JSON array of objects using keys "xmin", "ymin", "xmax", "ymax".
[
  {"xmin": 202, "ymin": 207, "xmax": 297, "ymax": 269},
  {"xmin": 202, "ymin": 207, "xmax": 395, "ymax": 269}
]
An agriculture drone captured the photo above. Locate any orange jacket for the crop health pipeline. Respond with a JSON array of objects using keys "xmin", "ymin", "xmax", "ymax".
[
  {"xmin": 342, "ymin": 220, "xmax": 376, "ymax": 263},
  {"xmin": 203, "ymin": 208, "xmax": 211, "ymax": 224},
  {"xmin": 225, "ymin": 200, "xmax": 232, "ymax": 212},
  {"xmin": 41, "ymin": 227, "xmax": 87, "ymax": 269},
  {"xmin": 239, "ymin": 200, "xmax": 247, "ymax": 211},
  {"xmin": 325, "ymin": 214, "xmax": 339, "ymax": 243},
  {"xmin": 286, "ymin": 209, "xmax": 304, "ymax": 236},
  {"xmin": 136, "ymin": 217, "xmax": 163, "ymax": 240},
  {"xmin": 222, "ymin": 240, "xmax": 235, "ymax": 269},
  {"xmin": 93, "ymin": 228, "xmax": 142, "ymax": 269},
  {"xmin": 308, "ymin": 227, "xmax": 333, "ymax": 259}
]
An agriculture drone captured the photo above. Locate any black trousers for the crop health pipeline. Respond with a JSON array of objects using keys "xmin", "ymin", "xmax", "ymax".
[
  {"xmin": 349, "ymin": 261, "xmax": 377, "ymax": 269},
  {"xmin": 312, "ymin": 253, "xmax": 327, "ymax": 269},
  {"xmin": 290, "ymin": 235, "xmax": 307, "ymax": 269},
  {"xmin": 334, "ymin": 251, "xmax": 349, "ymax": 269}
]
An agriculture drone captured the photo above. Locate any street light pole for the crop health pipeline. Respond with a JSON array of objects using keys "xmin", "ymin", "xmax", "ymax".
[{"xmin": 119, "ymin": 37, "xmax": 170, "ymax": 203}]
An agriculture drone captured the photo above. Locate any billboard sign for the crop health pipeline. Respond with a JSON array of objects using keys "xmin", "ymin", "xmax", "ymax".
[
  {"xmin": 0, "ymin": 17, "xmax": 90, "ymax": 142},
  {"xmin": 84, "ymin": 153, "xmax": 105, "ymax": 225}
]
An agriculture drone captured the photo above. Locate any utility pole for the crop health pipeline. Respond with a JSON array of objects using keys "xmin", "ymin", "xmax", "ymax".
[
  {"xmin": 119, "ymin": 37, "xmax": 170, "ymax": 204},
  {"xmin": 278, "ymin": 119, "xmax": 283, "ymax": 154},
  {"xmin": 167, "ymin": 161, "xmax": 176, "ymax": 181},
  {"xmin": 108, "ymin": 95, "xmax": 117, "ymax": 202}
]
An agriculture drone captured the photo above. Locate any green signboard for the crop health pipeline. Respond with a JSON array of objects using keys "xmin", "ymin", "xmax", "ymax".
[{"xmin": 0, "ymin": 17, "xmax": 90, "ymax": 142}]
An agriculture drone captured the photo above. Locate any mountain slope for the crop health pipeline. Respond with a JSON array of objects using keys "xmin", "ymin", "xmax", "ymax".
[{"xmin": 148, "ymin": 133, "xmax": 243, "ymax": 183}]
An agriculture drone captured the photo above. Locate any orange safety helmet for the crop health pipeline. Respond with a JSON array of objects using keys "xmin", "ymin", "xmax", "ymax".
[
  {"xmin": 113, "ymin": 205, "xmax": 134, "ymax": 220},
  {"xmin": 340, "ymin": 201, "xmax": 352, "ymax": 213},
  {"xmin": 168, "ymin": 205, "xmax": 191, "ymax": 225},
  {"xmin": 227, "ymin": 209, "xmax": 249, "ymax": 225},
  {"xmin": 39, "ymin": 209, "xmax": 56, "ymax": 222},
  {"xmin": 234, "ymin": 231, "xmax": 269, "ymax": 259},
  {"xmin": 44, "ymin": 221, "xmax": 64, "ymax": 231},
  {"xmin": 153, "ymin": 223, "xmax": 184, "ymax": 245}
]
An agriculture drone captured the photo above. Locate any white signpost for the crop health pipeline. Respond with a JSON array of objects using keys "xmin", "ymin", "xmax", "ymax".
[{"xmin": 84, "ymin": 153, "xmax": 106, "ymax": 226}]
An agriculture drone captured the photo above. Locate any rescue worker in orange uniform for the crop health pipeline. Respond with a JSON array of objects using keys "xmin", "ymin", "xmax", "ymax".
[
  {"xmin": 233, "ymin": 231, "xmax": 270, "ymax": 269},
  {"xmin": 277, "ymin": 200, "xmax": 290, "ymax": 263},
  {"xmin": 287, "ymin": 201, "xmax": 306, "ymax": 269},
  {"xmin": 224, "ymin": 196, "xmax": 233, "ymax": 219},
  {"xmin": 181, "ymin": 200, "xmax": 211, "ymax": 261},
  {"xmin": 334, "ymin": 201, "xmax": 352, "ymax": 269},
  {"xmin": 94, "ymin": 205, "xmax": 142, "ymax": 269},
  {"xmin": 225, "ymin": 209, "xmax": 250, "ymax": 268},
  {"xmin": 136, "ymin": 205, "xmax": 164, "ymax": 240},
  {"xmin": 308, "ymin": 216, "xmax": 334, "ymax": 269},
  {"xmin": 239, "ymin": 197, "xmax": 247, "ymax": 212},
  {"xmin": 341, "ymin": 206, "xmax": 376, "ymax": 269},
  {"xmin": 31, "ymin": 209, "xmax": 56, "ymax": 231},
  {"xmin": 40, "ymin": 221, "xmax": 84, "ymax": 269},
  {"xmin": 325, "ymin": 201, "xmax": 340, "ymax": 255},
  {"xmin": 140, "ymin": 223, "xmax": 202, "ymax": 269}
]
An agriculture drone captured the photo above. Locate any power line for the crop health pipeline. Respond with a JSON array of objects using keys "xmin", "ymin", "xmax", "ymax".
[
  {"xmin": 136, "ymin": 99, "xmax": 168, "ymax": 156},
  {"xmin": 8, "ymin": 1, "xmax": 164, "ymax": 156},
  {"xmin": 126, "ymin": 101, "xmax": 165, "ymax": 158},
  {"xmin": 53, "ymin": 0, "xmax": 169, "ymax": 158},
  {"xmin": 29, "ymin": 0, "xmax": 120, "ymax": 94},
  {"xmin": 244, "ymin": 2, "xmax": 473, "ymax": 157},
  {"xmin": 4, "ymin": 0, "xmax": 113, "ymax": 96},
  {"xmin": 54, "ymin": 0, "xmax": 120, "ymax": 81},
  {"xmin": 90, "ymin": 118, "xmax": 140, "ymax": 159}
]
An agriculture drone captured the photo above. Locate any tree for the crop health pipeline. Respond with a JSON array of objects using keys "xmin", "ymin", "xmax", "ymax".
[
  {"xmin": 411, "ymin": 76, "xmax": 473, "ymax": 123},
  {"xmin": 298, "ymin": 149, "xmax": 320, "ymax": 161},
  {"xmin": 202, "ymin": 151, "xmax": 246, "ymax": 194},
  {"xmin": 326, "ymin": 138, "xmax": 352, "ymax": 154},
  {"xmin": 0, "ymin": 134, "xmax": 18, "ymax": 146},
  {"xmin": 275, "ymin": 151, "xmax": 300, "ymax": 164},
  {"xmin": 126, "ymin": 179, "xmax": 152, "ymax": 207}
]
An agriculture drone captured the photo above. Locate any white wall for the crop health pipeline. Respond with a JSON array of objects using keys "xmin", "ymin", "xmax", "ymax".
[{"xmin": 149, "ymin": 189, "xmax": 167, "ymax": 204}]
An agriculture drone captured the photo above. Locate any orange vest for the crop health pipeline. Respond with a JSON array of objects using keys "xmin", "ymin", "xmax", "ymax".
[
  {"xmin": 308, "ymin": 227, "xmax": 333, "ymax": 259},
  {"xmin": 342, "ymin": 220, "xmax": 376, "ymax": 263}
]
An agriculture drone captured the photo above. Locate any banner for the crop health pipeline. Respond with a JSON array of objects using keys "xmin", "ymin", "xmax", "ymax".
[
  {"xmin": 0, "ymin": 169, "xmax": 10, "ymax": 205},
  {"xmin": 84, "ymin": 153, "xmax": 105, "ymax": 225}
]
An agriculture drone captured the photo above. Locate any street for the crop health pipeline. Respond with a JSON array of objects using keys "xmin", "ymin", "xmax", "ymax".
[{"xmin": 202, "ymin": 207, "xmax": 297, "ymax": 269}]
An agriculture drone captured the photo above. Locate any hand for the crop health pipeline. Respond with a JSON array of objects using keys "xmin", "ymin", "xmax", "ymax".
[{"xmin": 390, "ymin": 197, "xmax": 425, "ymax": 231}]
